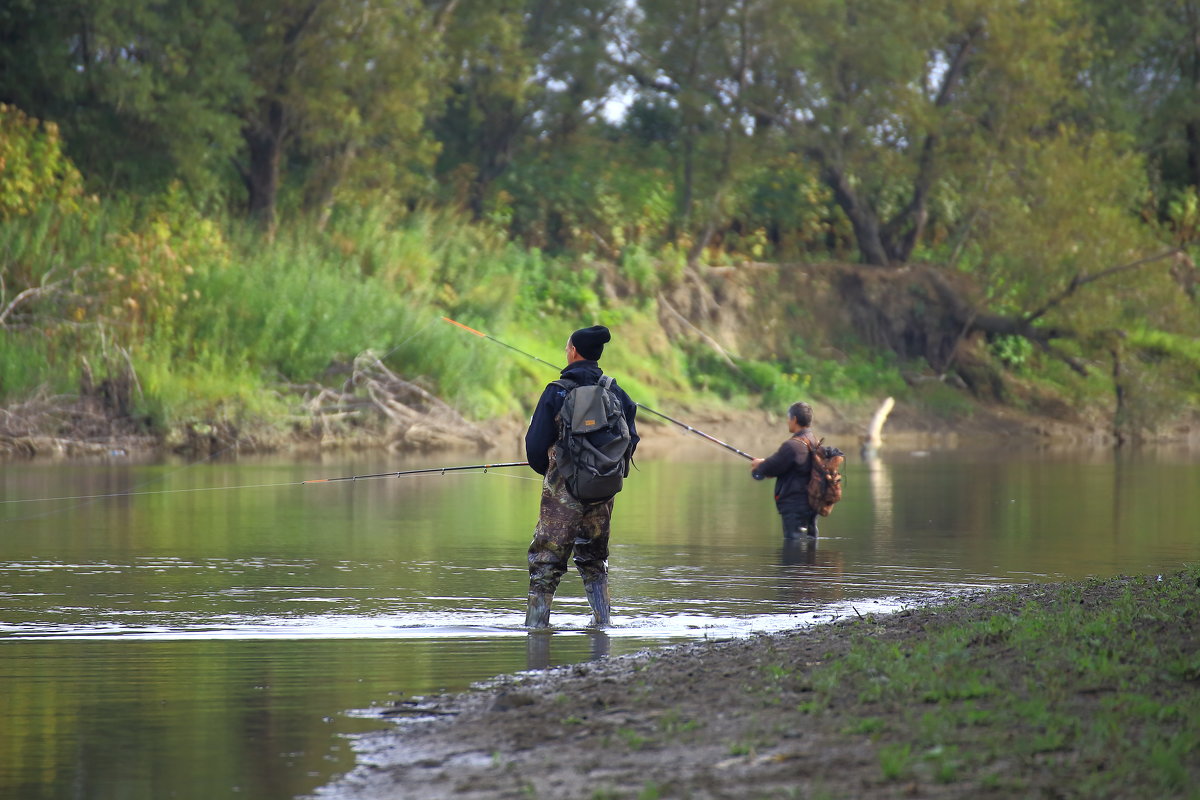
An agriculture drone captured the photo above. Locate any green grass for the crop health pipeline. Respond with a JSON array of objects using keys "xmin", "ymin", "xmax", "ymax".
[{"xmin": 800, "ymin": 567, "xmax": 1200, "ymax": 795}]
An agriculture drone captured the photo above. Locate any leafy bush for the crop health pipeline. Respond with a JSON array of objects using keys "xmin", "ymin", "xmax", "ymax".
[{"xmin": 0, "ymin": 104, "xmax": 85, "ymax": 219}]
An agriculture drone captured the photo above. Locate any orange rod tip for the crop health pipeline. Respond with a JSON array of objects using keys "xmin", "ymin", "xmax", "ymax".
[{"xmin": 441, "ymin": 316, "xmax": 486, "ymax": 337}]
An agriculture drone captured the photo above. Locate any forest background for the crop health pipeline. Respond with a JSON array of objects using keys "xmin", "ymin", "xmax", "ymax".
[{"xmin": 1, "ymin": 0, "xmax": 1198, "ymax": 456}]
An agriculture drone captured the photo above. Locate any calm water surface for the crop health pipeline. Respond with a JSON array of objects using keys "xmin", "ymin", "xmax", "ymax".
[{"xmin": 2, "ymin": 446, "xmax": 1198, "ymax": 799}]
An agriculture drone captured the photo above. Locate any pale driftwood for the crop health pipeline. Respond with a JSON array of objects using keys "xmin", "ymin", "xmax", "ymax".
[{"xmin": 866, "ymin": 396, "xmax": 895, "ymax": 450}]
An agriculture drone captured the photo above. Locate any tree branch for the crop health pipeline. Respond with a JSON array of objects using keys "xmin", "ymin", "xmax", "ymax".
[
  {"xmin": 881, "ymin": 27, "xmax": 980, "ymax": 262},
  {"xmin": 1023, "ymin": 248, "xmax": 1182, "ymax": 324}
]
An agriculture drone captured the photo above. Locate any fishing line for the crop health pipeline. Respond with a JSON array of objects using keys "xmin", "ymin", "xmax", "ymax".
[
  {"xmin": 0, "ymin": 481, "xmax": 305, "ymax": 507},
  {"xmin": 481, "ymin": 470, "xmax": 541, "ymax": 483},
  {"xmin": 1, "ymin": 462, "xmax": 535, "ymax": 513},
  {"xmin": 378, "ymin": 315, "xmax": 440, "ymax": 363}
]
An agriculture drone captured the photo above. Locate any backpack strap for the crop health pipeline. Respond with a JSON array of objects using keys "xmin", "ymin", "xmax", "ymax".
[
  {"xmin": 552, "ymin": 377, "xmax": 578, "ymax": 392},
  {"xmin": 786, "ymin": 433, "xmax": 813, "ymax": 461},
  {"xmin": 551, "ymin": 378, "xmax": 578, "ymax": 432}
]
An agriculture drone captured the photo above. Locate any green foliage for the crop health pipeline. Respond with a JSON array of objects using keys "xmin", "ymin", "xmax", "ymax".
[
  {"xmin": 0, "ymin": 336, "xmax": 74, "ymax": 397},
  {"xmin": 988, "ymin": 334, "xmax": 1034, "ymax": 371},
  {"xmin": 968, "ymin": 130, "xmax": 1158, "ymax": 321},
  {"xmin": 1086, "ymin": 0, "xmax": 1200, "ymax": 201},
  {"xmin": 878, "ymin": 742, "xmax": 913, "ymax": 781},
  {"xmin": 1111, "ymin": 328, "xmax": 1200, "ymax": 432},
  {"xmin": 686, "ymin": 347, "xmax": 908, "ymax": 412},
  {"xmin": 499, "ymin": 138, "xmax": 677, "ymax": 255},
  {"xmin": 3, "ymin": 2, "xmax": 1199, "ymax": 434},
  {"xmin": 616, "ymin": 726, "xmax": 649, "ymax": 750},
  {"xmin": 236, "ymin": 0, "xmax": 442, "ymax": 219},
  {"xmin": 729, "ymin": 153, "xmax": 850, "ymax": 261},
  {"xmin": 0, "ymin": 0, "xmax": 250, "ymax": 197}
]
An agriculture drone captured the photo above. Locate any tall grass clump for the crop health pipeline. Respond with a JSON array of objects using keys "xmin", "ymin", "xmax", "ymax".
[{"xmin": 144, "ymin": 207, "xmax": 546, "ymax": 422}]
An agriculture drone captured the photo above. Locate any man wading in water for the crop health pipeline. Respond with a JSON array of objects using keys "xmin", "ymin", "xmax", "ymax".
[
  {"xmin": 523, "ymin": 325, "xmax": 639, "ymax": 628},
  {"xmin": 750, "ymin": 402, "xmax": 822, "ymax": 540}
]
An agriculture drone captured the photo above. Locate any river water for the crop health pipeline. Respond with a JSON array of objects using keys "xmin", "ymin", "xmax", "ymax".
[{"xmin": 2, "ymin": 444, "xmax": 1198, "ymax": 799}]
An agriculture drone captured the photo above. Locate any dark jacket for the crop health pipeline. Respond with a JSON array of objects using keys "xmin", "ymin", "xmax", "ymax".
[
  {"xmin": 755, "ymin": 429, "xmax": 816, "ymax": 510},
  {"xmin": 524, "ymin": 360, "xmax": 639, "ymax": 475}
]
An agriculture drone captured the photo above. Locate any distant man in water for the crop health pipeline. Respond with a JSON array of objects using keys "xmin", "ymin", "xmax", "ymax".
[
  {"xmin": 750, "ymin": 401, "xmax": 821, "ymax": 540},
  {"xmin": 523, "ymin": 325, "xmax": 639, "ymax": 628}
]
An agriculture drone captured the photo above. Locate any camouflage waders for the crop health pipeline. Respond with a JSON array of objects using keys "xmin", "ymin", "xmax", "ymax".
[{"xmin": 526, "ymin": 448, "xmax": 613, "ymax": 628}]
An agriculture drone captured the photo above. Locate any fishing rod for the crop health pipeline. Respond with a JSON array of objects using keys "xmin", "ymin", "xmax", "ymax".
[
  {"xmin": 441, "ymin": 317, "xmax": 560, "ymax": 371},
  {"xmin": 1, "ymin": 463, "xmax": 531, "ymax": 512},
  {"xmin": 302, "ymin": 461, "xmax": 530, "ymax": 484},
  {"xmin": 630, "ymin": 404, "xmax": 754, "ymax": 460},
  {"xmin": 440, "ymin": 316, "xmax": 755, "ymax": 461}
]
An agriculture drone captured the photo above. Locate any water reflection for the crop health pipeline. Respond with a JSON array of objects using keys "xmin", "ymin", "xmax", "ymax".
[
  {"xmin": 780, "ymin": 537, "xmax": 817, "ymax": 566},
  {"xmin": 864, "ymin": 449, "xmax": 895, "ymax": 541},
  {"xmin": 2, "ymin": 451, "xmax": 1200, "ymax": 800},
  {"xmin": 526, "ymin": 630, "xmax": 611, "ymax": 670}
]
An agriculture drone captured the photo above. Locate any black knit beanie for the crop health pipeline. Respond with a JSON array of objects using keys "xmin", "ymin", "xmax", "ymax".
[{"xmin": 570, "ymin": 325, "xmax": 611, "ymax": 360}]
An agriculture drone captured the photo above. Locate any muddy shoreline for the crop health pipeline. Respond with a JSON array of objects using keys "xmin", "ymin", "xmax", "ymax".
[
  {"xmin": 6, "ymin": 394, "xmax": 1185, "ymax": 463},
  {"xmin": 313, "ymin": 591, "xmax": 994, "ymax": 800},
  {"xmin": 315, "ymin": 572, "xmax": 1200, "ymax": 799}
]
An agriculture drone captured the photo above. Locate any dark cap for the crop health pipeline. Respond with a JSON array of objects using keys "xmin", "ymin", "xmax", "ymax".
[{"xmin": 570, "ymin": 325, "xmax": 611, "ymax": 360}]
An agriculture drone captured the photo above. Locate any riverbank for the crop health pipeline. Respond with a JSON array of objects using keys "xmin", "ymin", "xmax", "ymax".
[
  {"xmin": 3, "ymin": 387, "xmax": 1174, "ymax": 463},
  {"xmin": 317, "ymin": 568, "xmax": 1200, "ymax": 800}
]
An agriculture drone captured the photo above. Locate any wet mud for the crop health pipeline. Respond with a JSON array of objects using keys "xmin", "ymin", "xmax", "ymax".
[
  {"xmin": 314, "ymin": 588, "xmax": 1019, "ymax": 800},
  {"xmin": 316, "ymin": 571, "xmax": 1200, "ymax": 799}
]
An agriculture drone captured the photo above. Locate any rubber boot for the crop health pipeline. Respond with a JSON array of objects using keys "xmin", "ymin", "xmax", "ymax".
[
  {"xmin": 583, "ymin": 577, "xmax": 611, "ymax": 628},
  {"xmin": 525, "ymin": 591, "xmax": 552, "ymax": 629}
]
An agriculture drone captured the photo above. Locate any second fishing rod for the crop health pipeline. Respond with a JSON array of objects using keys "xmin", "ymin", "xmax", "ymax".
[{"xmin": 442, "ymin": 316, "xmax": 755, "ymax": 461}]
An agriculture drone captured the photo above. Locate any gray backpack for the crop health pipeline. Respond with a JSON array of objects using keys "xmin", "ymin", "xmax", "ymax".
[{"xmin": 553, "ymin": 376, "xmax": 633, "ymax": 503}]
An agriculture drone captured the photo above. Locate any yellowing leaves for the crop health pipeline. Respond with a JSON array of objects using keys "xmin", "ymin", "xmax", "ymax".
[{"xmin": 0, "ymin": 104, "xmax": 84, "ymax": 219}]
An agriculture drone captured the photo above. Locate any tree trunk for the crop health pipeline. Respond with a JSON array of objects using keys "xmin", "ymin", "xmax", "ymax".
[
  {"xmin": 880, "ymin": 30, "xmax": 976, "ymax": 263},
  {"xmin": 883, "ymin": 135, "xmax": 934, "ymax": 263},
  {"xmin": 242, "ymin": 98, "xmax": 285, "ymax": 236},
  {"xmin": 679, "ymin": 129, "xmax": 696, "ymax": 235},
  {"xmin": 1190, "ymin": 3, "xmax": 1200, "ymax": 189},
  {"xmin": 818, "ymin": 159, "xmax": 890, "ymax": 267},
  {"xmin": 1187, "ymin": 120, "xmax": 1200, "ymax": 190},
  {"xmin": 1110, "ymin": 343, "xmax": 1128, "ymax": 447}
]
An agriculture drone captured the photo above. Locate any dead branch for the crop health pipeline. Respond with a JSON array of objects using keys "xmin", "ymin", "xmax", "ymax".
[
  {"xmin": 289, "ymin": 350, "xmax": 488, "ymax": 450},
  {"xmin": 0, "ymin": 285, "xmax": 55, "ymax": 327},
  {"xmin": 0, "ymin": 267, "xmax": 88, "ymax": 328}
]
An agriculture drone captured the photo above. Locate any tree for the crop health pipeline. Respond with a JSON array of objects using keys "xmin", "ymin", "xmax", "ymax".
[
  {"xmin": 609, "ymin": 0, "xmax": 775, "ymax": 259},
  {"xmin": 430, "ymin": 0, "xmax": 621, "ymax": 225},
  {"xmin": 232, "ymin": 0, "xmax": 443, "ymax": 232},
  {"xmin": 0, "ymin": 0, "xmax": 250, "ymax": 197},
  {"xmin": 744, "ymin": 0, "xmax": 1089, "ymax": 267},
  {"xmin": 1085, "ymin": 0, "xmax": 1200, "ymax": 194}
]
